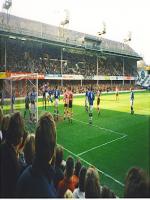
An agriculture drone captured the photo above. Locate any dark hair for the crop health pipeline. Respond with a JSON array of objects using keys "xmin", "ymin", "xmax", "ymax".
[
  {"xmin": 79, "ymin": 166, "xmax": 87, "ymax": 192},
  {"xmin": 65, "ymin": 156, "xmax": 74, "ymax": 179},
  {"xmin": 1, "ymin": 114, "xmax": 10, "ymax": 141},
  {"xmin": 35, "ymin": 112, "xmax": 56, "ymax": 163},
  {"xmin": 55, "ymin": 144, "xmax": 64, "ymax": 166},
  {"xmin": 74, "ymin": 159, "xmax": 82, "ymax": 177},
  {"xmin": 85, "ymin": 167, "xmax": 101, "ymax": 198},
  {"xmin": 124, "ymin": 167, "xmax": 149, "ymax": 198},
  {"xmin": 6, "ymin": 112, "xmax": 24, "ymax": 146},
  {"xmin": 24, "ymin": 134, "xmax": 35, "ymax": 165},
  {"xmin": 101, "ymin": 185, "xmax": 116, "ymax": 198}
]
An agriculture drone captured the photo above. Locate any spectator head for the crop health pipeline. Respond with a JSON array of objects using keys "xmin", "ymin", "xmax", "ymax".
[
  {"xmin": 35, "ymin": 112, "xmax": 56, "ymax": 164},
  {"xmin": 1, "ymin": 114, "xmax": 10, "ymax": 142},
  {"xmin": 6, "ymin": 112, "xmax": 24, "ymax": 148},
  {"xmin": 101, "ymin": 185, "xmax": 116, "ymax": 198},
  {"xmin": 124, "ymin": 167, "xmax": 149, "ymax": 198},
  {"xmin": 85, "ymin": 167, "xmax": 101, "ymax": 198},
  {"xmin": 24, "ymin": 134, "xmax": 35, "ymax": 165},
  {"xmin": 55, "ymin": 144, "xmax": 64, "ymax": 167},
  {"xmin": 65, "ymin": 156, "xmax": 74, "ymax": 179},
  {"xmin": 74, "ymin": 159, "xmax": 82, "ymax": 177},
  {"xmin": 79, "ymin": 166, "xmax": 87, "ymax": 192}
]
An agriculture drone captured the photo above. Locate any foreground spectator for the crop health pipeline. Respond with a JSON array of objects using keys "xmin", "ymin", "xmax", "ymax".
[
  {"xmin": 0, "ymin": 112, "xmax": 24, "ymax": 197},
  {"xmin": 124, "ymin": 167, "xmax": 150, "ymax": 198},
  {"xmin": 1, "ymin": 114, "xmax": 10, "ymax": 143},
  {"xmin": 16, "ymin": 112, "xmax": 57, "ymax": 198},
  {"xmin": 72, "ymin": 159, "xmax": 82, "ymax": 188},
  {"xmin": 54, "ymin": 144, "xmax": 64, "ymax": 189},
  {"xmin": 85, "ymin": 167, "xmax": 101, "ymax": 198},
  {"xmin": 23, "ymin": 134, "xmax": 35, "ymax": 166},
  {"xmin": 73, "ymin": 166, "xmax": 87, "ymax": 198},
  {"xmin": 17, "ymin": 130, "xmax": 28, "ymax": 169},
  {"xmin": 101, "ymin": 185, "xmax": 116, "ymax": 198},
  {"xmin": 58, "ymin": 156, "xmax": 76, "ymax": 197}
]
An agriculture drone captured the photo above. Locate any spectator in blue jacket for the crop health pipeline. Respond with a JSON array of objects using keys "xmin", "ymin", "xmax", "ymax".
[
  {"xmin": 16, "ymin": 112, "xmax": 57, "ymax": 198},
  {"xmin": 0, "ymin": 112, "xmax": 24, "ymax": 197}
]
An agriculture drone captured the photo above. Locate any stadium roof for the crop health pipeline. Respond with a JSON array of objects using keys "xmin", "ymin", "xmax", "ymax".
[{"xmin": 0, "ymin": 12, "xmax": 142, "ymax": 60}]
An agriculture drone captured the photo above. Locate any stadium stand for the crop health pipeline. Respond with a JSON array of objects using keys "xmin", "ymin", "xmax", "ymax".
[{"xmin": 0, "ymin": 11, "xmax": 149, "ymax": 198}]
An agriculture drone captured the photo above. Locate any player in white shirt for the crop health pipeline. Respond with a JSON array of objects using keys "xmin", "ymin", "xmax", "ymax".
[
  {"xmin": 115, "ymin": 86, "xmax": 119, "ymax": 101},
  {"xmin": 130, "ymin": 88, "xmax": 134, "ymax": 114}
]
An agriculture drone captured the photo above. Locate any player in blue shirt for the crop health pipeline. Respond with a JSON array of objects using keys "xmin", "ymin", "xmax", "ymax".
[
  {"xmin": 130, "ymin": 88, "xmax": 134, "ymax": 114},
  {"xmin": 30, "ymin": 88, "xmax": 37, "ymax": 122},
  {"xmin": 11, "ymin": 92, "xmax": 15, "ymax": 113},
  {"xmin": 42, "ymin": 83, "xmax": 48, "ymax": 110},
  {"xmin": 24, "ymin": 92, "xmax": 31, "ymax": 119},
  {"xmin": 48, "ymin": 88, "xmax": 53, "ymax": 104},
  {"xmin": 88, "ymin": 87, "xmax": 95, "ymax": 125},
  {"xmin": 85, "ymin": 87, "xmax": 89, "ymax": 112},
  {"xmin": 53, "ymin": 86, "xmax": 60, "ymax": 121}
]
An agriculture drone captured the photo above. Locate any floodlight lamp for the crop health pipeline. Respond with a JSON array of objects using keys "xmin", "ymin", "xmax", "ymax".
[
  {"xmin": 3, "ymin": 0, "xmax": 12, "ymax": 10},
  {"xmin": 60, "ymin": 19, "xmax": 69, "ymax": 26}
]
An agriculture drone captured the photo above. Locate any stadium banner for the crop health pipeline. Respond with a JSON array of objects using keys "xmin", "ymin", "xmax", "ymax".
[
  {"xmin": 145, "ymin": 66, "xmax": 150, "ymax": 71},
  {"xmin": 0, "ymin": 72, "xmax": 11, "ymax": 79},
  {"xmin": 44, "ymin": 74, "xmax": 136, "ymax": 81},
  {"xmin": 45, "ymin": 74, "xmax": 62, "ymax": 80},
  {"xmin": 9, "ymin": 72, "xmax": 44, "ymax": 79},
  {"xmin": 62, "ymin": 75, "xmax": 83, "ymax": 80},
  {"xmin": 116, "ymin": 76, "xmax": 123, "ymax": 80},
  {"xmin": 124, "ymin": 76, "xmax": 135, "ymax": 80}
]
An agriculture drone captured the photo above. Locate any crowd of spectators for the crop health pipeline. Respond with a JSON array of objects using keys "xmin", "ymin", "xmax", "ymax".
[
  {"xmin": 0, "ymin": 78, "xmax": 141, "ymax": 99},
  {"xmin": 0, "ymin": 109, "xmax": 149, "ymax": 198},
  {"xmin": 38, "ymin": 82, "xmax": 141, "ymax": 95},
  {"xmin": 0, "ymin": 39, "xmax": 138, "ymax": 77}
]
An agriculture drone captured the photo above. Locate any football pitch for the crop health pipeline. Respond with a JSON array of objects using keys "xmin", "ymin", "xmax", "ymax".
[{"xmin": 3, "ymin": 91, "xmax": 150, "ymax": 197}]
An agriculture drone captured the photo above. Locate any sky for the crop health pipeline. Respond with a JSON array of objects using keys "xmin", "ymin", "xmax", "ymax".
[{"xmin": 0, "ymin": 0, "xmax": 150, "ymax": 64}]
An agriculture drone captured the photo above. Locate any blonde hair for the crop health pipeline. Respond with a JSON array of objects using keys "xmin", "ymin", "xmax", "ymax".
[{"xmin": 64, "ymin": 189, "xmax": 73, "ymax": 198}]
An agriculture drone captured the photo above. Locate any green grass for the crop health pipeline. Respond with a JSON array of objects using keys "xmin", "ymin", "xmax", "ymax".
[{"xmin": 3, "ymin": 91, "xmax": 150, "ymax": 197}]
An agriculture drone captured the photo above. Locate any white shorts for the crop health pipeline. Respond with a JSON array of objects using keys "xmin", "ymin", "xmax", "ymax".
[
  {"xmin": 89, "ymin": 105, "xmax": 93, "ymax": 112},
  {"xmin": 55, "ymin": 98, "xmax": 59, "ymax": 107},
  {"xmin": 130, "ymin": 100, "xmax": 134, "ymax": 107},
  {"xmin": 85, "ymin": 97, "xmax": 88, "ymax": 106},
  {"xmin": 46, "ymin": 92, "xmax": 49, "ymax": 99}
]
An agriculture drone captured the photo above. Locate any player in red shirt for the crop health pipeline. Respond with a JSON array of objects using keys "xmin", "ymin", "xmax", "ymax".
[
  {"xmin": 68, "ymin": 86, "xmax": 73, "ymax": 123},
  {"xmin": 63, "ymin": 88, "xmax": 69, "ymax": 120}
]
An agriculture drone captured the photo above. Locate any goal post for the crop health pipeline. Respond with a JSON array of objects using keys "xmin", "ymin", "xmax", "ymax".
[{"xmin": 3, "ymin": 73, "xmax": 39, "ymax": 123}]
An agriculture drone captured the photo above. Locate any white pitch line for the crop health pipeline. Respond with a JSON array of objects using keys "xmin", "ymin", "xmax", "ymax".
[
  {"xmin": 77, "ymin": 135, "xmax": 127, "ymax": 156},
  {"xmin": 62, "ymin": 146, "xmax": 124, "ymax": 187},
  {"xmin": 72, "ymin": 117, "xmax": 127, "ymax": 137}
]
